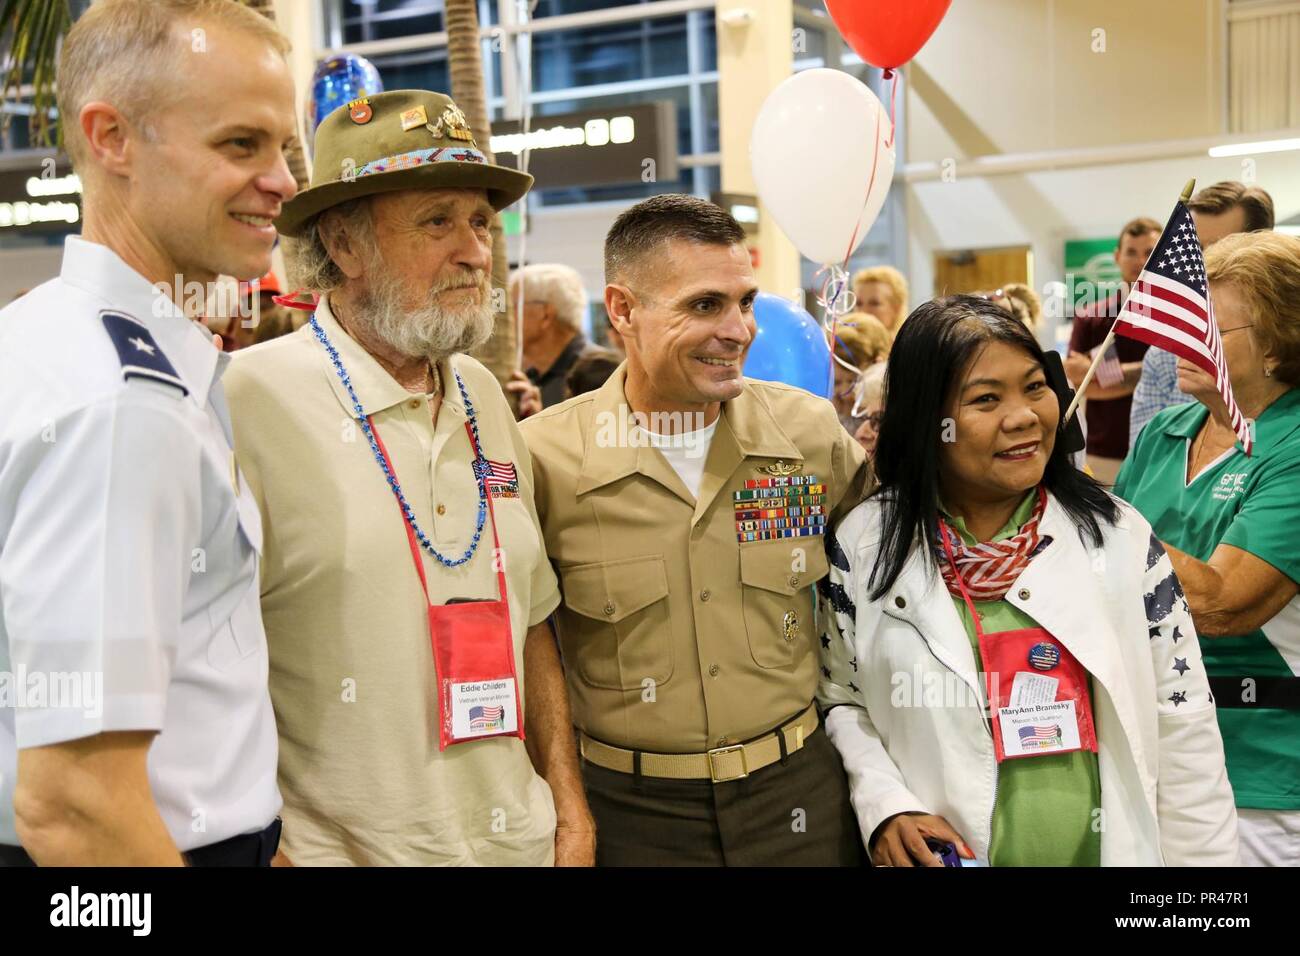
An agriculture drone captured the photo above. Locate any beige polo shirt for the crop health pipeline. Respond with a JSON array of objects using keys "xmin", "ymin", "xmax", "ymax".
[{"xmin": 224, "ymin": 295, "xmax": 560, "ymax": 866}]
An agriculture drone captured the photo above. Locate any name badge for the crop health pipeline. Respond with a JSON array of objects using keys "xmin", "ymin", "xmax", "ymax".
[
  {"xmin": 997, "ymin": 699, "xmax": 1082, "ymax": 757},
  {"xmin": 449, "ymin": 677, "xmax": 520, "ymax": 740}
]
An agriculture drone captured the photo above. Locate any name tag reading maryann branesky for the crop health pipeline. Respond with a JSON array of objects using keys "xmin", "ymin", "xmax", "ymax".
[{"xmin": 998, "ymin": 700, "xmax": 1082, "ymax": 758}]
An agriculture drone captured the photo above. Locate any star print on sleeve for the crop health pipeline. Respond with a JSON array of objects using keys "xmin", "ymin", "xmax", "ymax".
[
  {"xmin": 1172, "ymin": 657, "xmax": 1190, "ymax": 675},
  {"xmin": 820, "ymin": 633, "xmax": 831, "ymax": 649},
  {"xmin": 1169, "ymin": 690, "xmax": 1187, "ymax": 706}
]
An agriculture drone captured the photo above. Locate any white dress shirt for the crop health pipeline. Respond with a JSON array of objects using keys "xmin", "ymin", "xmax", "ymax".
[{"xmin": 0, "ymin": 236, "xmax": 280, "ymax": 851}]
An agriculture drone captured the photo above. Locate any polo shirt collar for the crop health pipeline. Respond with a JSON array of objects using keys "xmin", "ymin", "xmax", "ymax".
[
  {"xmin": 314, "ymin": 294, "xmax": 428, "ymax": 418},
  {"xmin": 1249, "ymin": 387, "xmax": 1300, "ymax": 455},
  {"xmin": 1160, "ymin": 386, "xmax": 1300, "ymax": 455},
  {"xmin": 60, "ymin": 235, "xmax": 225, "ymax": 407}
]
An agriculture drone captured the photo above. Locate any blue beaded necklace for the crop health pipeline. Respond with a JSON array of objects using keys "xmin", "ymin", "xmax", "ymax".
[{"xmin": 310, "ymin": 315, "xmax": 488, "ymax": 568}]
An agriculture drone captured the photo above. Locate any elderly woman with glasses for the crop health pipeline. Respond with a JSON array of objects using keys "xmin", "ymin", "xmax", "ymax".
[
  {"xmin": 1115, "ymin": 231, "xmax": 1300, "ymax": 866},
  {"xmin": 818, "ymin": 296, "xmax": 1237, "ymax": 866}
]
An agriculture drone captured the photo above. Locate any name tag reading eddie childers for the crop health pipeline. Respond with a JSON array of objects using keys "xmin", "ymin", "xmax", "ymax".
[{"xmin": 450, "ymin": 678, "xmax": 520, "ymax": 739}]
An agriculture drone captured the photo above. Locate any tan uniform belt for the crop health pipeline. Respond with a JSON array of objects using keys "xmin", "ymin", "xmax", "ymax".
[{"xmin": 579, "ymin": 703, "xmax": 820, "ymax": 783}]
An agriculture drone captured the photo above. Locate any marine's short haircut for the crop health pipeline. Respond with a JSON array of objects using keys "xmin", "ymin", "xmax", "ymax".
[{"xmin": 604, "ymin": 194, "xmax": 746, "ymax": 286}]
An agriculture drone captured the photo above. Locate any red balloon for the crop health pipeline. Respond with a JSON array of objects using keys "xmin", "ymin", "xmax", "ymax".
[{"xmin": 824, "ymin": 0, "xmax": 952, "ymax": 71}]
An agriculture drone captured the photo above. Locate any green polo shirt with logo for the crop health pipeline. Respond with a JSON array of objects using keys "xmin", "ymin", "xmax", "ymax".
[
  {"xmin": 943, "ymin": 492, "xmax": 1102, "ymax": 866},
  {"xmin": 1115, "ymin": 387, "xmax": 1300, "ymax": 810}
]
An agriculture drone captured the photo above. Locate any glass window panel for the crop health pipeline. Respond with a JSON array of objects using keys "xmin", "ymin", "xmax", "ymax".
[
  {"xmin": 371, "ymin": 49, "xmax": 452, "ymax": 95},
  {"xmin": 697, "ymin": 9, "xmax": 717, "ymax": 71},
  {"xmin": 699, "ymin": 81, "xmax": 719, "ymax": 153},
  {"xmin": 531, "ymin": 16, "xmax": 690, "ymax": 91},
  {"xmin": 533, "ymin": 160, "xmax": 715, "ymax": 207}
]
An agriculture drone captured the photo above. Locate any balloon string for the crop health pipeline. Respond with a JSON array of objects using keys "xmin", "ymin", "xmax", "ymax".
[
  {"xmin": 885, "ymin": 70, "xmax": 899, "ymax": 149},
  {"xmin": 821, "ymin": 78, "xmax": 891, "ymax": 400},
  {"xmin": 837, "ymin": 102, "xmax": 883, "ymax": 270}
]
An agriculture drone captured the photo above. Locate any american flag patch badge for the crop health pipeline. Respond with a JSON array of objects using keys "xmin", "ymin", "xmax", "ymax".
[
  {"xmin": 475, "ymin": 458, "xmax": 520, "ymax": 499},
  {"xmin": 469, "ymin": 704, "xmax": 505, "ymax": 732},
  {"xmin": 733, "ymin": 474, "xmax": 827, "ymax": 541}
]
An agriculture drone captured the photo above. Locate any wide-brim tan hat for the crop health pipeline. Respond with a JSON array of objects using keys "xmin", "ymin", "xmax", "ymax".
[{"xmin": 275, "ymin": 89, "xmax": 532, "ymax": 238}]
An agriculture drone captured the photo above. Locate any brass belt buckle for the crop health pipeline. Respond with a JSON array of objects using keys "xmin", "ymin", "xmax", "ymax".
[{"xmin": 706, "ymin": 743, "xmax": 749, "ymax": 783}]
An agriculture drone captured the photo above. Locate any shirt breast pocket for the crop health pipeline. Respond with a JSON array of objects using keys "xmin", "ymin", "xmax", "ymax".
[
  {"xmin": 207, "ymin": 576, "xmax": 266, "ymax": 672},
  {"xmin": 557, "ymin": 555, "xmax": 674, "ymax": 691},
  {"xmin": 739, "ymin": 543, "xmax": 828, "ymax": 669}
]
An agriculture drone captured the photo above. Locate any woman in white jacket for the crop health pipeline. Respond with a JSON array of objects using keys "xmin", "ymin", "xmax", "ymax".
[{"xmin": 819, "ymin": 296, "xmax": 1238, "ymax": 867}]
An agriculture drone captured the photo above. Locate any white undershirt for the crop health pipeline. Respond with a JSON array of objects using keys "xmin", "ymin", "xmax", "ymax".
[{"xmin": 635, "ymin": 418, "xmax": 719, "ymax": 499}]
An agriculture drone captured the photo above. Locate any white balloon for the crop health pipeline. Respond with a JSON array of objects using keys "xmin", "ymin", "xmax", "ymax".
[{"xmin": 750, "ymin": 68, "xmax": 896, "ymax": 265}]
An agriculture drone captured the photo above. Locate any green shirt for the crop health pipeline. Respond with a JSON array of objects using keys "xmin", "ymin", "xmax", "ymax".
[
  {"xmin": 1115, "ymin": 387, "xmax": 1300, "ymax": 810},
  {"xmin": 943, "ymin": 492, "xmax": 1102, "ymax": 867}
]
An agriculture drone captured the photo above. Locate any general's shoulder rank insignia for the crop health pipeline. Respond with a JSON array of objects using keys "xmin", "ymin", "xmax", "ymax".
[{"xmin": 101, "ymin": 310, "xmax": 188, "ymax": 396}]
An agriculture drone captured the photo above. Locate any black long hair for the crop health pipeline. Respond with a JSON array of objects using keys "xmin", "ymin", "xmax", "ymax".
[{"xmin": 867, "ymin": 295, "xmax": 1119, "ymax": 601}]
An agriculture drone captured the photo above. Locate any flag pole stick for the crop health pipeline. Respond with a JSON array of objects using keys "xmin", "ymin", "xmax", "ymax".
[{"xmin": 1062, "ymin": 177, "xmax": 1198, "ymax": 425}]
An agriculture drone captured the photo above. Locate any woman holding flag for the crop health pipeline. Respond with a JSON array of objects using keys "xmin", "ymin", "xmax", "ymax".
[
  {"xmin": 1115, "ymin": 230, "xmax": 1300, "ymax": 866},
  {"xmin": 818, "ymin": 296, "xmax": 1237, "ymax": 866}
]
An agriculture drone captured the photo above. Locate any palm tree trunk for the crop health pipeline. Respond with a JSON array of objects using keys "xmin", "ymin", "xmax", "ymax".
[{"xmin": 446, "ymin": 0, "xmax": 517, "ymax": 397}]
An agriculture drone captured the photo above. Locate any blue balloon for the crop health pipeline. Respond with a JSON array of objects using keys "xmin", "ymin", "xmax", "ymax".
[
  {"xmin": 307, "ymin": 54, "xmax": 384, "ymax": 142},
  {"xmin": 743, "ymin": 292, "xmax": 833, "ymax": 399}
]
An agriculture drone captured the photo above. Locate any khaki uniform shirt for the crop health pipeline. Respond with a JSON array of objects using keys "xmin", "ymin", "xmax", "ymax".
[
  {"xmin": 224, "ymin": 296, "xmax": 561, "ymax": 866},
  {"xmin": 521, "ymin": 366, "xmax": 870, "ymax": 753}
]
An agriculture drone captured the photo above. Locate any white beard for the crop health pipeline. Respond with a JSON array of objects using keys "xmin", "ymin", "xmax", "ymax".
[{"xmin": 353, "ymin": 267, "xmax": 494, "ymax": 362}]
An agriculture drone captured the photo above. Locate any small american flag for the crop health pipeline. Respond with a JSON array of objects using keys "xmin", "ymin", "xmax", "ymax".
[
  {"xmin": 469, "ymin": 704, "xmax": 505, "ymax": 732},
  {"xmin": 1019, "ymin": 724, "xmax": 1062, "ymax": 744},
  {"xmin": 474, "ymin": 458, "xmax": 519, "ymax": 493},
  {"xmin": 1112, "ymin": 201, "xmax": 1252, "ymax": 454}
]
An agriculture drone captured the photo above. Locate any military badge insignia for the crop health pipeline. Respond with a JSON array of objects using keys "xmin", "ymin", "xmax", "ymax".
[
  {"xmin": 399, "ymin": 104, "xmax": 429, "ymax": 131},
  {"xmin": 759, "ymin": 460, "xmax": 803, "ymax": 477},
  {"xmin": 733, "ymin": 475, "xmax": 827, "ymax": 542},
  {"xmin": 348, "ymin": 98, "xmax": 372, "ymax": 125},
  {"xmin": 783, "ymin": 610, "xmax": 800, "ymax": 643},
  {"xmin": 426, "ymin": 104, "xmax": 476, "ymax": 144}
]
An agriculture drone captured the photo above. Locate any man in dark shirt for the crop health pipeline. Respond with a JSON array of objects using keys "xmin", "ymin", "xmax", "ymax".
[
  {"xmin": 512, "ymin": 263, "xmax": 590, "ymax": 409},
  {"xmin": 1066, "ymin": 216, "xmax": 1161, "ymax": 484}
]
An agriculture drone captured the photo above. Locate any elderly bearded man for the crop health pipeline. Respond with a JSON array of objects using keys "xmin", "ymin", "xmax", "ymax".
[{"xmin": 224, "ymin": 91, "xmax": 593, "ymax": 866}]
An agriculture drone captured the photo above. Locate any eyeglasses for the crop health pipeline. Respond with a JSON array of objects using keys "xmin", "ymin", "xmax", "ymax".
[
  {"xmin": 1219, "ymin": 324, "xmax": 1254, "ymax": 335},
  {"xmin": 858, "ymin": 411, "xmax": 884, "ymax": 430}
]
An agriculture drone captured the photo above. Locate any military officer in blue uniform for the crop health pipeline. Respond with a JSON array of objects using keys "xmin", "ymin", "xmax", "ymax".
[{"xmin": 0, "ymin": 0, "xmax": 298, "ymax": 865}]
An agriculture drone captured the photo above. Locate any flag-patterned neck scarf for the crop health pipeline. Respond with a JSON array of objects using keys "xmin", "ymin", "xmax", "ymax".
[{"xmin": 936, "ymin": 486, "xmax": 1048, "ymax": 602}]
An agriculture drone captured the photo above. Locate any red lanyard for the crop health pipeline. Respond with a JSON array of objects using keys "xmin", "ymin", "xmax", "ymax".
[{"xmin": 368, "ymin": 415, "xmax": 508, "ymax": 607}]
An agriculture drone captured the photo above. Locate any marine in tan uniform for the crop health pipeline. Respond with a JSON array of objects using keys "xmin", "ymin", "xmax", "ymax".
[{"xmin": 521, "ymin": 195, "xmax": 872, "ymax": 865}]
